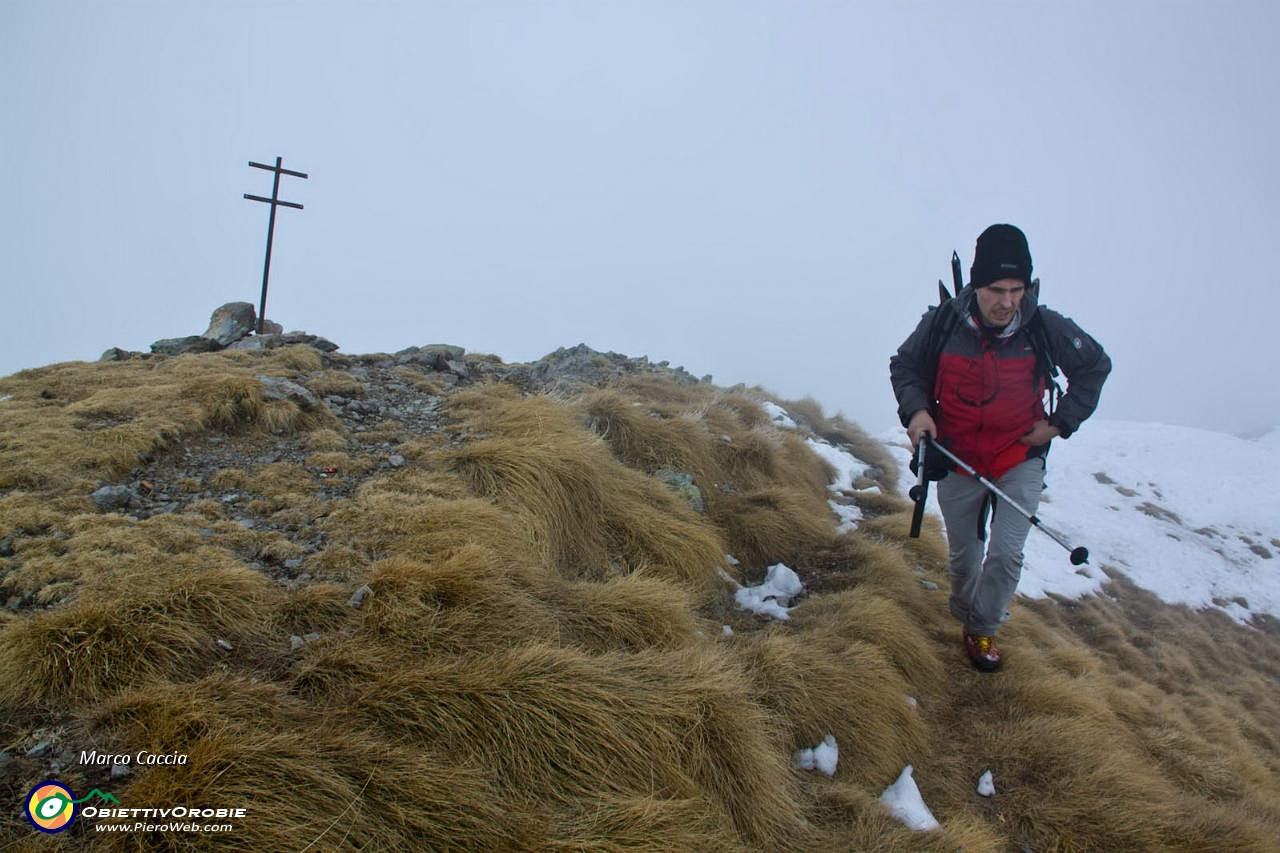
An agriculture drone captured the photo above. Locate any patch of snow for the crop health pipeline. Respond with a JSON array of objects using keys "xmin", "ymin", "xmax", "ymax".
[
  {"xmin": 761, "ymin": 401, "xmax": 798, "ymax": 429},
  {"xmin": 806, "ymin": 437, "xmax": 871, "ymax": 492},
  {"xmin": 733, "ymin": 563, "xmax": 803, "ymax": 620},
  {"xmin": 793, "ymin": 734, "xmax": 839, "ymax": 776},
  {"xmin": 879, "ymin": 765, "xmax": 940, "ymax": 832},
  {"xmin": 829, "ymin": 500, "xmax": 862, "ymax": 533}
]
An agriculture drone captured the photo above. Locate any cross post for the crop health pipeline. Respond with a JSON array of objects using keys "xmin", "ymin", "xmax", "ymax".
[{"xmin": 244, "ymin": 157, "xmax": 307, "ymax": 334}]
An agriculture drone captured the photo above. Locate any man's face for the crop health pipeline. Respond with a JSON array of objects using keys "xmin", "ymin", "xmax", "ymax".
[{"xmin": 975, "ymin": 278, "xmax": 1025, "ymax": 327}]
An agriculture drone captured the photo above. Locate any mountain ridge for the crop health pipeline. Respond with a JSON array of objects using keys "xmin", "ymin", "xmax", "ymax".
[{"xmin": 2, "ymin": 335, "xmax": 1278, "ymax": 851}]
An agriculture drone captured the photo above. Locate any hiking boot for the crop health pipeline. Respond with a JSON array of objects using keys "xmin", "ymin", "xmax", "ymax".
[{"xmin": 963, "ymin": 631, "xmax": 1002, "ymax": 673}]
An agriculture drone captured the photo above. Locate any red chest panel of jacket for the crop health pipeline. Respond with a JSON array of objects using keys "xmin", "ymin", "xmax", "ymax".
[{"xmin": 934, "ymin": 333, "xmax": 1045, "ymax": 480}]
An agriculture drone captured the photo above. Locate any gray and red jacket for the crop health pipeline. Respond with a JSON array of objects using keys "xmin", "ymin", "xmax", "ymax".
[{"xmin": 890, "ymin": 285, "xmax": 1111, "ymax": 481}]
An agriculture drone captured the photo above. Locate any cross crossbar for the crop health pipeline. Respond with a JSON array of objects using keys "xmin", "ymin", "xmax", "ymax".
[
  {"xmin": 244, "ymin": 194, "xmax": 304, "ymax": 210},
  {"xmin": 248, "ymin": 160, "xmax": 309, "ymax": 180}
]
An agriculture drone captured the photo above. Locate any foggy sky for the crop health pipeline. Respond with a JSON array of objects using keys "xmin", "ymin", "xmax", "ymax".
[{"xmin": 3, "ymin": 1, "xmax": 1278, "ymax": 437}]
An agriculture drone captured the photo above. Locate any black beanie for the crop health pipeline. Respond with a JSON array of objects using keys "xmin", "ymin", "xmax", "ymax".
[{"xmin": 969, "ymin": 224, "xmax": 1032, "ymax": 289}]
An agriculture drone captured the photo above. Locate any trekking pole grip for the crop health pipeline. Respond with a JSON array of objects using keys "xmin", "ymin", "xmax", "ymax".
[{"xmin": 908, "ymin": 435, "xmax": 929, "ymax": 538}]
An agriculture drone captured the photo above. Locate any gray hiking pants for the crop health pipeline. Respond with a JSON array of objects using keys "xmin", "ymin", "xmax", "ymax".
[{"xmin": 936, "ymin": 456, "xmax": 1046, "ymax": 636}]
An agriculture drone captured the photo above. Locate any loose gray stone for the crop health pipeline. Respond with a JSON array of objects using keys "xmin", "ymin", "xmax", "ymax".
[
  {"xmin": 309, "ymin": 336, "xmax": 340, "ymax": 353},
  {"xmin": 151, "ymin": 336, "xmax": 220, "ymax": 356},
  {"xmin": 257, "ymin": 376, "xmax": 319, "ymax": 410},
  {"xmin": 203, "ymin": 302, "xmax": 258, "ymax": 346},
  {"xmin": 348, "ymin": 584, "xmax": 372, "ymax": 609},
  {"xmin": 654, "ymin": 469, "xmax": 704, "ymax": 512},
  {"xmin": 91, "ymin": 485, "xmax": 136, "ymax": 511}
]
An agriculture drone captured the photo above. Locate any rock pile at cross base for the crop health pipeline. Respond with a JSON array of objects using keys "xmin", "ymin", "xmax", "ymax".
[{"xmin": 100, "ymin": 301, "xmax": 339, "ymax": 359}]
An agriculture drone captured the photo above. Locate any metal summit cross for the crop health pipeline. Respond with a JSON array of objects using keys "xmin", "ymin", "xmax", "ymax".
[{"xmin": 244, "ymin": 157, "xmax": 308, "ymax": 334}]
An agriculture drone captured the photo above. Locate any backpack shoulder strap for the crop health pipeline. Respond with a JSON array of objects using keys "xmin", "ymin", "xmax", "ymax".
[
  {"xmin": 923, "ymin": 294, "xmax": 962, "ymax": 392},
  {"xmin": 1024, "ymin": 298, "xmax": 1063, "ymax": 414},
  {"xmin": 1024, "ymin": 287, "xmax": 1060, "ymax": 381}
]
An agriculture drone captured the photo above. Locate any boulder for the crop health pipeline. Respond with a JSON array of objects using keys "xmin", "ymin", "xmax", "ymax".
[{"xmin": 203, "ymin": 302, "xmax": 258, "ymax": 346}]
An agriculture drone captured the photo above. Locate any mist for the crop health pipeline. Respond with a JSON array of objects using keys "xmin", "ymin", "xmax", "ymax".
[{"xmin": 3, "ymin": 1, "xmax": 1277, "ymax": 437}]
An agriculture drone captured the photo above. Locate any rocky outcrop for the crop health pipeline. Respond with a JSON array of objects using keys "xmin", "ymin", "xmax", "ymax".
[
  {"xmin": 227, "ymin": 332, "xmax": 338, "ymax": 353},
  {"xmin": 150, "ymin": 336, "xmax": 221, "ymax": 356}
]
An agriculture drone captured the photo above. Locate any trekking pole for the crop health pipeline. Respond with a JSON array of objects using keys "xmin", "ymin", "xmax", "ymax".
[
  {"xmin": 908, "ymin": 438, "xmax": 929, "ymax": 538},
  {"xmin": 922, "ymin": 435, "xmax": 1090, "ymax": 565}
]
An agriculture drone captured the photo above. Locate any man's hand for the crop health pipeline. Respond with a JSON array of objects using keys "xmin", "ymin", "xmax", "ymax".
[
  {"xmin": 1020, "ymin": 419, "xmax": 1061, "ymax": 446},
  {"xmin": 907, "ymin": 410, "xmax": 937, "ymax": 448}
]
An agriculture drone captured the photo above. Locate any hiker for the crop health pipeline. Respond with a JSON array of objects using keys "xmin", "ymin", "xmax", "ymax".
[{"xmin": 889, "ymin": 224, "xmax": 1111, "ymax": 672}]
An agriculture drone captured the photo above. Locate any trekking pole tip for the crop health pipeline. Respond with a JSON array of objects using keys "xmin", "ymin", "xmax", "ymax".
[{"xmin": 1070, "ymin": 547, "xmax": 1089, "ymax": 566}]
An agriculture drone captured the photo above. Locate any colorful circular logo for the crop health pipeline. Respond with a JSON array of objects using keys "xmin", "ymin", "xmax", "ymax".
[{"xmin": 25, "ymin": 781, "xmax": 77, "ymax": 834}]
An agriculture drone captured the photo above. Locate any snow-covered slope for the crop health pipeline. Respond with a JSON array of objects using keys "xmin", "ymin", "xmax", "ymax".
[{"xmin": 882, "ymin": 420, "xmax": 1280, "ymax": 623}]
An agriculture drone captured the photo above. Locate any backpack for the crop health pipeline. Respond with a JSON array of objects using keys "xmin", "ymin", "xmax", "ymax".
[{"xmin": 923, "ymin": 252, "xmax": 1062, "ymax": 416}]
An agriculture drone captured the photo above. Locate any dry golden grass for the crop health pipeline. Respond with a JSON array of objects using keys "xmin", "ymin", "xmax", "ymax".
[
  {"xmin": 0, "ymin": 350, "xmax": 339, "ymax": 490},
  {"xmin": 3, "ymin": 350, "xmax": 1280, "ymax": 852},
  {"xmin": 710, "ymin": 486, "xmax": 840, "ymax": 569},
  {"xmin": 732, "ymin": 627, "xmax": 928, "ymax": 788},
  {"xmin": 0, "ymin": 552, "xmax": 274, "ymax": 707},
  {"xmin": 579, "ymin": 387, "xmax": 720, "ymax": 475},
  {"xmin": 86, "ymin": 674, "xmax": 537, "ymax": 853},
  {"xmin": 302, "ymin": 426, "xmax": 348, "ymax": 451},
  {"xmin": 551, "ymin": 571, "xmax": 711, "ymax": 653},
  {"xmin": 301, "ymin": 369, "xmax": 366, "ymax": 399},
  {"xmin": 445, "ymin": 386, "xmax": 730, "ymax": 593},
  {"xmin": 304, "ymin": 450, "xmax": 381, "ymax": 478}
]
